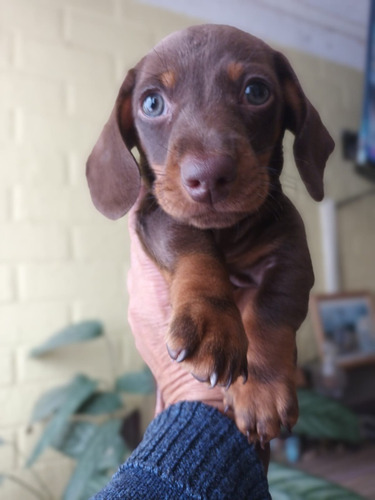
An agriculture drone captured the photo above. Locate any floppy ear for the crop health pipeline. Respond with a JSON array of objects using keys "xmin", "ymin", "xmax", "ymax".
[
  {"xmin": 86, "ymin": 69, "xmax": 141, "ymax": 220},
  {"xmin": 275, "ymin": 52, "xmax": 335, "ymax": 201}
]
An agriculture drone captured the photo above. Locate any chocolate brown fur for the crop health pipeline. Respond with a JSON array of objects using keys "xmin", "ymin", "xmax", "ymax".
[{"xmin": 87, "ymin": 24, "xmax": 334, "ymax": 444}]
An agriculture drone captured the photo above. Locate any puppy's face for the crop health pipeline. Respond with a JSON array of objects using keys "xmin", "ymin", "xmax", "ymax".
[
  {"xmin": 87, "ymin": 25, "xmax": 334, "ymax": 224},
  {"xmin": 130, "ymin": 27, "xmax": 284, "ymax": 229}
]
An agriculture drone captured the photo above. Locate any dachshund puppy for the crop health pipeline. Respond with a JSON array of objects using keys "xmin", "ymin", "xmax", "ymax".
[{"xmin": 87, "ymin": 24, "xmax": 334, "ymax": 445}]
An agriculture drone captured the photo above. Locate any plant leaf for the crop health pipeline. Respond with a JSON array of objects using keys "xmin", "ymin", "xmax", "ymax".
[
  {"xmin": 115, "ymin": 366, "xmax": 155, "ymax": 394},
  {"xmin": 29, "ymin": 385, "xmax": 71, "ymax": 424},
  {"xmin": 29, "ymin": 320, "xmax": 103, "ymax": 357},
  {"xmin": 62, "ymin": 419, "xmax": 124, "ymax": 500},
  {"xmin": 96, "ymin": 431, "xmax": 128, "ymax": 472},
  {"xmin": 78, "ymin": 391, "xmax": 123, "ymax": 415},
  {"xmin": 52, "ymin": 392, "xmax": 124, "ymax": 459},
  {"xmin": 295, "ymin": 389, "xmax": 361, "ymax": 444},
  {"xmin": 268, "ymin": 462, "xmax": 365, "ymax": 499},
  {"xmin": 52, "ymin": 421, "xmax": 97, "ymax": 459},
  {"xmin": 53, "ymin": 420, "xmax": 127, "ymax": 467},
  {"xmin": 26, "ymin": 375, "xmax": 97, "ymax": 467}
]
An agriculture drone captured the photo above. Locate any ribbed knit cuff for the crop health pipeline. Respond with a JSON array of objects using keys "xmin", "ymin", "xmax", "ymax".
[{"xmin": 93, "ymin": 401, "xmax": 270, "ymax": 499}]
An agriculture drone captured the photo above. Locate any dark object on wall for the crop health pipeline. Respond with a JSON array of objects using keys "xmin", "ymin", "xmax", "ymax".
[
  {"xmin": 356, "ymin": 0, "xmax": 375, "ymax": 182},
  {"xmin": 342, "ymin": 130, "xmax": 358, "ymax": 162},
  {"xmin": 120, "ymin": 409, "xmax": 142, "ymax": 450}
]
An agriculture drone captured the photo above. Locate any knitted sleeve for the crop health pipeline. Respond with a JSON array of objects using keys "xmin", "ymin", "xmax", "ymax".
[{"xmin": 92, "ymin": 401, "xmax": 271, "ymax": 499}]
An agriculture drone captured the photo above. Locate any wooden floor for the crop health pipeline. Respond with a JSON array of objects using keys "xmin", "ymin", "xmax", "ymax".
[{"xmin": 295, "ymin": 443, "xmax": 375, "ymax": 499}]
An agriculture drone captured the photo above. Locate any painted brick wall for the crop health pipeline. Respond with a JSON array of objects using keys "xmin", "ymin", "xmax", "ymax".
[
  {"xmin": 0, "ymin": 0, "xmax": 371, "ymax": 498},
  {"xmin": 0, "ymin": 1, "xmax": 195, "ymax": 497}
]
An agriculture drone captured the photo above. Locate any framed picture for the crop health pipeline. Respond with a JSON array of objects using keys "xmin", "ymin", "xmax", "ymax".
[{"xmin": 310, "ymin": 292, "xmax": 375, "ymax": 368}]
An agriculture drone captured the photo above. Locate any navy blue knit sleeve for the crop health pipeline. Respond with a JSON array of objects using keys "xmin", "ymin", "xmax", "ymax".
[{"xmin": 92, "ymin": 401, "xmax": 270, "ymax": 499}]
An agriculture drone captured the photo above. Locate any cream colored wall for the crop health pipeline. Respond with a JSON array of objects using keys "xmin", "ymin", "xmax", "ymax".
[
  {"xmin": 279, "ymin": 50, "xmax": 372, "ymax": 362},
  {"xmin": 0, "ymin": 1, "xmax": 197, "ymax": 498},
  {"xmin": 0, "ymin": 0, "xmax": 370, "ymax": 497}
]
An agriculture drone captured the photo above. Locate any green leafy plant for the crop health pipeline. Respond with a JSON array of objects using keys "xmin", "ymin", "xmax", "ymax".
[
  {"xmin": 1, "ymin": 322, "xmax": 366, "ymax": 499},
  {"xmin": 267, "ymin": 388, "xmax": 364, "ymax": 498},
  {"xmin": 294, "ymin": 388, "xmax": 362, "ymax": 444},
  {"xmin": 0, "ymin": 320, "xmax": 154, "ymax": 500},
  {"xmin": 268, "ymin": 462, "xmax": 365, "ymax": 499}
]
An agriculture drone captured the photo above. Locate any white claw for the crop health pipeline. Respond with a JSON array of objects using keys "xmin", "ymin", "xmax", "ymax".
[{"xmin": 210, "ymin": 372, "xmax": 218, "ymax": 388}]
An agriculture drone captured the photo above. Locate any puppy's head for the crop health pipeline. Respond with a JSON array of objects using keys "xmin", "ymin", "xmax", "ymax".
[{"xmin": 87, "ymin": 24, "xmax": 334, "ymax": 228}]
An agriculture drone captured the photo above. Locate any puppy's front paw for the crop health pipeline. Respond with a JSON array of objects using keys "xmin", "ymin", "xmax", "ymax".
[
  {"xmin": 224, "ymin": 374, "xmax": 298, "ymax": 447},
  {"xmin": 166, "ymin": 298, "xmax": 248, "ymax": 388}
]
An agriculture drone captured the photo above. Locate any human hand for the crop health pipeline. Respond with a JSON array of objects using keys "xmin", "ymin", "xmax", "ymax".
[
  {"xmin": 126, "ymin": 192, "xmax": 270, "ymax": 471},
  {"xmin": 127, "ymin": 195, "xmax": 225, "ymax": 414}
]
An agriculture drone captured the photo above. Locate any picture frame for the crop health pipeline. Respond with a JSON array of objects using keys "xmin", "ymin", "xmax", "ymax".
[{"xmin": 310, "ymin": 292, "xmax": 375, "ymax": 368}]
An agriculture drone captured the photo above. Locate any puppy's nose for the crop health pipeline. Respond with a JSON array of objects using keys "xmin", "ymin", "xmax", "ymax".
[{"xmin": 181, "ymin": 155, "xmax": 236, "ymax": 204}]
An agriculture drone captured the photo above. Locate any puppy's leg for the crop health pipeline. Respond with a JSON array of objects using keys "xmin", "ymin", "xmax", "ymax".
[
  {"xmin": 224, "ymin": 249, "xmax": 313, "ymax": 444},
  {"xmin": 224, "ymin": 293, "xmax": 299, "ymax": 445},
  {"xmin": 136, "ymin": 199, "xmax": 248, "ymax": 387},
  {"xmin": 168, "ymin": 252, "xmax": 248, "ymax": 387}
]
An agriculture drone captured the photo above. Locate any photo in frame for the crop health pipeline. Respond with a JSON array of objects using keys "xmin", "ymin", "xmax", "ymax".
[{"xmin": 310, "ymin": 292, "xmax": 375, "ymax": 367}]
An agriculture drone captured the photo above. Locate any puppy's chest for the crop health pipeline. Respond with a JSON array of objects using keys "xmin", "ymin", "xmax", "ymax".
[{"xmin": 213, "ymin": 227, "xmax": 279, "ymax": 288}]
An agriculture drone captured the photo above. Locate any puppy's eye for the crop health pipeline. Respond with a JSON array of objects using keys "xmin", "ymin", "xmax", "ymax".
[
  {"xmin": 244, "ymin": 82, "xmax": 270, "ymax": 105},
  {"xmin": 142, "ymin": 93, "xmax": 165, "ymax": 117}
]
